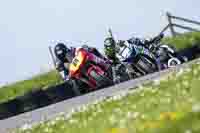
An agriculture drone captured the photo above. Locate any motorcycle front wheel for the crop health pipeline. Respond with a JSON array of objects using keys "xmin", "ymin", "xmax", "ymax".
[
  {"xmin": 135, "ymin": 54, "xmax": 159, "ymax": 75},
  {"xmin": 90, "ymin": 70, "xmax": 113, "ymax": 89}
]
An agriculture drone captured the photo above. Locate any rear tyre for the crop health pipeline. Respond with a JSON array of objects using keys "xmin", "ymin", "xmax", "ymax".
[{"xmin": 167, "ymin": 57, "xmax": 181, "ymax": 68}]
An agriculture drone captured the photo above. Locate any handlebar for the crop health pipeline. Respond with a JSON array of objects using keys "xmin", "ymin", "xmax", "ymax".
[
  {"xmin": 148, "ymin": 33, "xmax": 164, "ymax": 45},
  {"xmin": 147, "ymin": 33, "xmax": 164, "ymax": 52}
]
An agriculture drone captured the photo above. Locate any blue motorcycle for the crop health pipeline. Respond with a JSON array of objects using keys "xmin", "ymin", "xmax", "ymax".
[
  {"xmin": 117, "ymin": 40, "xmax": 162, "ymax": 78},
  {"xmin": 107, "ymin": 29, "xmax": 161, "ymax": 80}
]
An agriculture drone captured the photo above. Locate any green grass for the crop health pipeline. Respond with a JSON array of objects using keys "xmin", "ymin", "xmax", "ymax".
[
  {"xmin": 1, "ymin": 31, "xmax": 200, "ymax": 104},
  {"xmin": 0, "ymin": 70, "xmax": 63, "ymax": 103},
  {"xmin": 14, "ymin": 60, "xmax": 200, "ymax": 133},
  {"xmin": 163, "ymin": 32, "xmax": 200, "ymax": 49}
]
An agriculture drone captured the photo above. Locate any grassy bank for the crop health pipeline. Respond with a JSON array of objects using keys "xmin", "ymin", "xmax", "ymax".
[
  {"xmin": 163, "ymin": 32, "xmax": 200, "ymax": 49},
  {"xmin": 0, "ymin": 70, "xmax": 63, "ymax": 103},
  {"xmin": 14, "ymin": 59, "xmax": 200, "ymax": 133},
  {"xmin": 1, "ymin": 31, "xmax": 200, "ymax": 104}
]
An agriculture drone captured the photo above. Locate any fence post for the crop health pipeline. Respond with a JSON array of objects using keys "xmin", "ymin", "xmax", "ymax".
[{"xmin": 166, "ymin": 12, "xmax": 176, "ymax": 37}]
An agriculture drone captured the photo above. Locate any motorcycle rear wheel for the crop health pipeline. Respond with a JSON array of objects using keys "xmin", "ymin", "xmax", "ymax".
[{"xmin": 167, "ymin": 57, "xmax": 181, "ymax": 68}]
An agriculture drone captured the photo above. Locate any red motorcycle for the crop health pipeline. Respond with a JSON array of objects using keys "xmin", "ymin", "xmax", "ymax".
[{"xmin": 69, "ymin": 48, "xmax": 113, "ymax": 90}]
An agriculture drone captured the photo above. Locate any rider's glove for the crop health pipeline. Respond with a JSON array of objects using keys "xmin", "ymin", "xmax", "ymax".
[
  {"xmin": 55, "ymin": 62, "xmax": 63, "ymax": 71},
  {"xmin": 64, "ymin": 75, "xmax": 69, "ymax": 81}
]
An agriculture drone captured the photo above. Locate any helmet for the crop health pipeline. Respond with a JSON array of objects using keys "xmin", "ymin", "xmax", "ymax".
[
  {"xmin": 104, "ymin": 37, "xmax": 115, "ymax": 48},
  {"xmin": 104, "ymin": 37, "xmax": 117, "ymax": 61},
  {"xmin": 54, "ymin": 43, "xmax": 69, "ymax": 61}
]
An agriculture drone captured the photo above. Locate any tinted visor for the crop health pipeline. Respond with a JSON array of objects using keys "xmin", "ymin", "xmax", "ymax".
[
  {"xmin": 57, "ymin": 49, "xmax": 64, "ymax": 55},
  {"xmin": 104, "ymin": 39, "xmax": 113, "ymax": 47}
]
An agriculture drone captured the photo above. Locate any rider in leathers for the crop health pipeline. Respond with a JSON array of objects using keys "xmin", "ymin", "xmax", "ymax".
[
  {"xmin": 54, "ymin": 42, "xmax": 109, "ymax": 81},
  {"xmin": 104, "ymin": 36, "xmax": 151, "ymax": 62}
]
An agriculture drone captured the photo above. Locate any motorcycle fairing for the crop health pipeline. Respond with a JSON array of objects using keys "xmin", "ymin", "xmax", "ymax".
[
  {"xmin": 69, "ymin": 49, "xmax": 87, "ymax": 76},
  {"xmin": 122, "ymin": 44, "xmax": 155, "ymax": 63}
]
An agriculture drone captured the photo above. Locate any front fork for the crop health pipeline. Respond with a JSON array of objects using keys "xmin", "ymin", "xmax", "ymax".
[{"xmin": 155, "ymin": 58, "xmax": 164, "ymax": 70}]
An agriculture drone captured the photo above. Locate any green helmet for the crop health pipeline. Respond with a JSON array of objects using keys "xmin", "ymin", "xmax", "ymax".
[{"xmin": 104, "ymin": 37, "xmax": 119, "ymax": 63}]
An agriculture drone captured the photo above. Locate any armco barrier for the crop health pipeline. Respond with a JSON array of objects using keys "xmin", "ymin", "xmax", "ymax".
[{"xmin": 0, "ymin": 81, "xmax": 78, "ymax": 120}]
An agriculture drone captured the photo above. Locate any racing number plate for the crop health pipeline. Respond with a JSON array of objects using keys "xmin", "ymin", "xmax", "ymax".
[
  {"xmin": 72, "ymin": 58, "xmax": 79, "ymax": 67},
  {"xmin": 70, "ymin": 52, "xmax": 84, "ymax": 72}
]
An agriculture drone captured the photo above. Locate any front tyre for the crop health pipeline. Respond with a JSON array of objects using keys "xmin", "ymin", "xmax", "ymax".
[
  {"xmin": 136, "ymin": 54, "xmax": 159, "ymax": 74},
  {"xmin": 90, "ymin": 70, "xmax": 113, "ymax": 89}
]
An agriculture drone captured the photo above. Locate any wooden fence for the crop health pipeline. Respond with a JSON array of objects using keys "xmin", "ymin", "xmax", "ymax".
[{"xmin": 160, "ymin": 12, "xmax": 200, "ymax": 36}]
